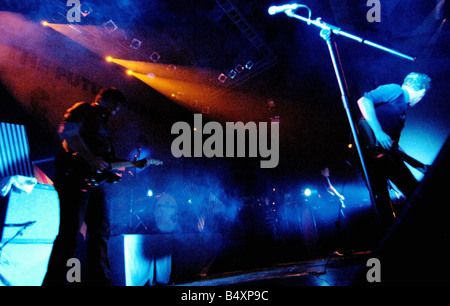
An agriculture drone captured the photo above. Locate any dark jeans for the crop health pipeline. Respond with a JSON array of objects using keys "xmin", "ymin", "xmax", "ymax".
[
  {"xmin": 43, "ymin": 173, "xmax": 111, "ymax": 286},
  {"xmin": 365, "ymin": 151, "xmax": 419, "ymax": 231}
]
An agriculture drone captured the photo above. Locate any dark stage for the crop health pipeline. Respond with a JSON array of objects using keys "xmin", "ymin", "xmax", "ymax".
[{"xmin": 1, "ymin": 0, "xmax": 449, "ymax": 289}]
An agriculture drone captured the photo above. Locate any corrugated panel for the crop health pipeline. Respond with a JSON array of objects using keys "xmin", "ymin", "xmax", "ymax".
[{"xmin": 0, "ymin": 122, "xmax": 33, "ymax": 178}]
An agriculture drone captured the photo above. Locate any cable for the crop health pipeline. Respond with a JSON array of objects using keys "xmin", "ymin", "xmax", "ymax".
[{"xmin": 0, "ymin": 221, "xmax": 36, "ymax": 255}]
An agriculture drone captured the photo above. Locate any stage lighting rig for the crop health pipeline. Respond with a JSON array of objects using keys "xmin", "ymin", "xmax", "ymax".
[
  {"xmin": 80, "ymin": 2, "xmax": 93, "ymax": 17},
  {"xmin": 149, "ymin": 52, "xmax": 161, "ymax": 63},
  {"xmin": 217, "ymin": 73, "xmax": 227, "ymax": 83},
  {"xmin": 130, "ymin": 38, "xmax": 142, "ymax": 50},
  {"xmin": 234, "ymin": 64, "xmax": 244, "ymax": 72},
  {"xmin": 245, "ymin": 60, "xmax": 254, "ymax": 69},
  {"xmin": 102, "ymin": 19, "xmax": 118, "ymax": 33}
]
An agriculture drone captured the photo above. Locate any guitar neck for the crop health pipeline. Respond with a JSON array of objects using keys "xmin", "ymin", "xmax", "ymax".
[
  {"xmin": 359, "ymin": 119, "xmax": 428, "ymax": 174},
  {"xmin": 110, "ymin": 161, "xmax": 135, "ymax": 170},
  {"xmin": 110, "ymin": 158, "xmax": 162, "ymax": 170},
  {"xmin": 392, "ymin": 147, "xmax": 428, "ymax": 174}
]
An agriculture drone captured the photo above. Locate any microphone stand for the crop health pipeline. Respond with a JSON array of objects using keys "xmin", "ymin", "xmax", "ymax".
[
  {"xmin": 279, "ymin": 8, "xmax": 416, "ymax": 225},
  {"xmin": 128, "ymin": 147, "xmax": 148, "ymax": 232}
]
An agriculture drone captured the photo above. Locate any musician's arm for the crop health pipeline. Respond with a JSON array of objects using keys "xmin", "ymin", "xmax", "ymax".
[
  {"xmin": 328, "ymin": 185, "xmax": 345, "ymax": 201},
  {"xmin": 59, "ymin": 121, "xmax": 110, "ymax": 172},
  {"xmin": 324, "ymin": 176, "xmax": 345, "ymax": 201},
  {"xmin": 357, "ymin": 96, "xmax": 393, "ymax": 150}
]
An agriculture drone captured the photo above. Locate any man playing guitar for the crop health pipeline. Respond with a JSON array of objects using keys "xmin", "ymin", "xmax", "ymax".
[
  {"xmin": 357, "ymin": 72, "xmax": 431, "ymax": 230},
  {"xmin": 43, "ymin": 88, "xmax": 152, "ymax": 286}
]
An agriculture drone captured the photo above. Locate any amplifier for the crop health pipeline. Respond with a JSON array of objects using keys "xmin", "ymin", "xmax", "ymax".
[{"xmin": 1, "ymin": 183, "xmax": 59, "ymax": 244}]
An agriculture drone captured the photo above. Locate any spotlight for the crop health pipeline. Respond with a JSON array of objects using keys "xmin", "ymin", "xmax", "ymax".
[
  {"xmin": 41, "ymin": 21, "xmax": 49, "ymax": 26},
  {"xmin": 106, "ymin": 56, "xmax": 112, "ymax": 62},
  {"xmin": 147, "ymin": 189, "xmax": 153, "ymax": 197},
  {"xmin": 234, "ymin": 64, "xmax": 244, "ymax": 72},
  {"xmin": 228, "ymin": 69, "xmax": 237, "ymax": 79},
  {"xmin": 80, "ymin": 2, "xmax": 93, "ymax": 17},
  {"xmin": 150, "ymin": 51, "xmax": 160, "ymax": 63},
  {"xmin": 103, "ymin": 19, "xmax": 118, "ymax": 33},
  {"xmin": 127, "ymin": 70, "xmax": 133, "ymax": 75},
  {"xmin": 218, "ymin": 73, "xmax": 227, "ymax": 83},
  {"xmin": 304, "ymin": 188, "xmax": 312, "ymax": 197},
  {"xmin": 245, "ymin": 60, "xmax": 254, "ymax": 69},
  {"xmin": 130, "ymin": 38, "xmax": 142, "ymax": 49}
]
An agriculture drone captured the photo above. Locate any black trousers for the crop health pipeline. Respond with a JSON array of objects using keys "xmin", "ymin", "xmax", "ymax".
[
  {"xmin": 43, "ymin": 174, "xmax": 111, "ymax": 286},
  {"xmin": 365, "ymin": 151, "xmax": 419, "ymax": 231}
]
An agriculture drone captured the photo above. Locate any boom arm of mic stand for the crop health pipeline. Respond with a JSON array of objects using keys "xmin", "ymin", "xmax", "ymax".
[{"xmin": 285, "ymin": 10, "xmax": 416, "ymax": 62}]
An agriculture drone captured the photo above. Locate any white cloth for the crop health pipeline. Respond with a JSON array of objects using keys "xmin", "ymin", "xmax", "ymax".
[
  {"xmin": 124, "ymin": 235, "xmax": 172, "ymax": 286},
  {"xmin": 0, "ymin": 175, "xmax": 37, "ymax": 197}
]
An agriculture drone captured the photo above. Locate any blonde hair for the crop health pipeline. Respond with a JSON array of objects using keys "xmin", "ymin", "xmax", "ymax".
[{"xmin": 403, "ymin": 73, "xmax": 431, "ymax": 91}]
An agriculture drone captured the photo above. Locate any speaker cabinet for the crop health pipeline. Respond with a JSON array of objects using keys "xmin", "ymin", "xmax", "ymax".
[
  {"xmin": 0, "ymin": 183, "xmax": 59, "ymax": 286},
  {"xmin": 1, "ymin": 183, "xmax": 59, "ymax": 243}
]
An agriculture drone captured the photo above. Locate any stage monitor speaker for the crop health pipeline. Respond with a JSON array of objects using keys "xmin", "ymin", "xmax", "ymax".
[
  {"xmin": 1, "ymin": 183, "xmax": 59, "ymax": 243},
  {"xmin": 0, "ymin": 183, "xmax": 59, "ymax": 286}
]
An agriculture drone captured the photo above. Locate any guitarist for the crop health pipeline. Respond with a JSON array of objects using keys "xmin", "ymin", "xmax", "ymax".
[
  {"xmin": 357, "ymin": 72, "xmax": 431, "ymax": 230},
  {"xmin": 43, "ymin": 87, "xmax": 148, "ymax": 286}
]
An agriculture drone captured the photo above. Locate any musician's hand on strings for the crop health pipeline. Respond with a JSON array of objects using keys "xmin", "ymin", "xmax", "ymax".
[
  {"xmin": 375, "ymin": 130, "xmax": 393, "ymax": 150},
  {"xmin": 87, "ymin": 155, "xmax": 110, "ymax": 172},
  {"xmin": 132, "ymin": 159, "xmax": 149, "ymax": 169}
]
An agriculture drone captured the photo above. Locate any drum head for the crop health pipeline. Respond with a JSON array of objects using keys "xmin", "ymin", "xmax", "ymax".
[{"xmin": 154, "ymin": 193, "xmax": 178, "ymax": 233}]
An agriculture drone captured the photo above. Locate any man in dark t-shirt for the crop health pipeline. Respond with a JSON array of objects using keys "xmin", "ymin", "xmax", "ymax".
[
  {"xmin": 357, "ymin": 73, "xmax": 431, "ymax": 229},
  {"xmin": 43, "ymin": 88, "xmax": 148, "ymax": 286}
]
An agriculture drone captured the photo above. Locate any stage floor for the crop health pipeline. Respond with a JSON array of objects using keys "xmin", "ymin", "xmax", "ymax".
[{"xmin": 178, "ymin": 251, "xmax": 372, "ymax": 286}]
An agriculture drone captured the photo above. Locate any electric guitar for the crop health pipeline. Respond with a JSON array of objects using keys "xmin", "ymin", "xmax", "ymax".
[
  {"xmin": 83, "ymin": 158, "xmax": 163, "ymax": 188},
  {"xmin": 357, "ymin": 119, "xmax": 429, "ymax": 174}
]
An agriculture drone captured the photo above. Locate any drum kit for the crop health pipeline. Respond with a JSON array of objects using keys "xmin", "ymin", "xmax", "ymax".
[
  {"xmin": 110, "ymin": 185, "xmax": 216, "ymax": 235},
  {"xmin": 110, "ymin": 191, "xmax": 182, "ymax": 235},
  {"xmin": 110, "ymin": 176, "xmax": 345, "ymax": 262}
]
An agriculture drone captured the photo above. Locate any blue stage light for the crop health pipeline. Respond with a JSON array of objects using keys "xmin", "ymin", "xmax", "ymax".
[{"xmin": 304, "ymin": 188, "xmax": 312, "ymax": 197}]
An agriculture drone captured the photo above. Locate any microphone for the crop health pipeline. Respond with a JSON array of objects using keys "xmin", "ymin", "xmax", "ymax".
[
  {"xmin": 268, "ymin": 3, "xmax": 301, "ymax": 15},
  {"xmin": 5, "ymin": 221, "xmax": 36, "ymax": 227}
]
